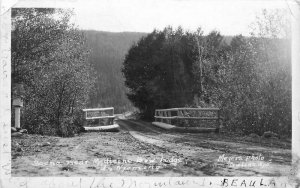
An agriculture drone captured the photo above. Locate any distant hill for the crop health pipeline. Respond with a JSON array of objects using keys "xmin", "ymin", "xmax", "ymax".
[{"xmin": 83, "ymin": 30, "xmax": 147, "ymax": 113}]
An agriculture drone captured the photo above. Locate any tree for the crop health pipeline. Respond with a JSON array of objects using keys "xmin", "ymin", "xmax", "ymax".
[
  {"xmin": 12, "ymin": 8, "xmax": 71, "ymax": 85},
  {"xmin": 12, "ymin": 8, "xmax": 94, "ymax": 136},
  {"xmin": 218, "ymin": 9, "xmax": 291, "ymax": 136},
  {"xmin": 249, "ymin": 9, "xmax": 291, "ymax": 136},
  {"xmin": 196, "ymin": 30, "xmax": 229, "ymax": 105},
  {"xmin": 122, "ymin": 27, "xmax": 200, "ymax": 119}
]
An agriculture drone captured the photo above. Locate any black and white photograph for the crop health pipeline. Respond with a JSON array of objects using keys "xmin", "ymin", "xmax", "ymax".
[{"xmin": 2, "ymin": 0, "xmax": 299, "ymax": 181}]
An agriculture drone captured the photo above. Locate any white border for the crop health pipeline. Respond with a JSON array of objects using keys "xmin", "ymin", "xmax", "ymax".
[
  {"xmin": 1, "ymin": 0, "xmax": 299, "ymax": 187},
  {"xmin": 292, "ymin": 0, "xmax": 300, "ymax": 182}
]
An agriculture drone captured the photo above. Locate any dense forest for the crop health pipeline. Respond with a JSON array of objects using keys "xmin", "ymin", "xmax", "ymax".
[
  {"xmin": 83, "ymin": 30, "xmax": 146, "ymax": 113},
  {"xmin": 122, "ymin": 10, "xmax": 291, "ymax": 136}
]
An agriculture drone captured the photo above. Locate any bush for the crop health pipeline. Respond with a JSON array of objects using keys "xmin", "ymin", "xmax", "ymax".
[
  {"xmin": 217, "ymin": 34, "xmax": 291, "ymax": 137},
  {"xmin": 12, "ymin": 8, "xmax": 94, "ymax": 137}
]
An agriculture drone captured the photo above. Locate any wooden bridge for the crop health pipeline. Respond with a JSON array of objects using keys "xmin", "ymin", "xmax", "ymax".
[
  {"xmin": 153, "ymin": 107, "xmax": 221, "ymax": 133},
  {"xmin": 82, "ymin": 107, "xmax": 119, "ymax": 131}
]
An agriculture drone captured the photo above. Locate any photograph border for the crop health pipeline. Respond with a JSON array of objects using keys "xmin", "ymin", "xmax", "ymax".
[{"xmin": 1, "ymin": 0, "xmax": 300, "ymax": 187}]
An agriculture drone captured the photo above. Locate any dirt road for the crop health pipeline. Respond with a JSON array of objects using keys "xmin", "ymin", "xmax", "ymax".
[{"xmin": 11, "ymin": 119, "xmax": 291, "ymax": 176}]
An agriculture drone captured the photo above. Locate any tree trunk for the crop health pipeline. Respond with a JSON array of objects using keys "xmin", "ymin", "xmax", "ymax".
[{"xmin": 56, "ymin": 81, "xmax": 66, "ymax": 128}]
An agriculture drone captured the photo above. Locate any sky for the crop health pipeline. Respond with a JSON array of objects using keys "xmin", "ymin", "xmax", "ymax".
[{"xmin": 73, "ymin": 0, "xmax": 291, "ymax": 36}]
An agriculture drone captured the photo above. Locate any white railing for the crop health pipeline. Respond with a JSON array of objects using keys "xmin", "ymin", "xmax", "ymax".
[
  {"xmin": 154, "ymin": 107, "xmax": 221, "ymax": 129},
  {"xmin": 82, "ymin": 107, "xmax": 116, "ymax": 128},
  {"xmin": 83, "ymin": 107, "xmax": 115, "ymax": 120}
]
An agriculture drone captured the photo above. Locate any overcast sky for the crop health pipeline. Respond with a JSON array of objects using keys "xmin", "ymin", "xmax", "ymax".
[{"xmin": 73, "ymin": 0, "xmax": 291, "ymax": 35}]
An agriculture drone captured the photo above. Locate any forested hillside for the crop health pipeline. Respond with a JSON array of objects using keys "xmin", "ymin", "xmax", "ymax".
[
  {"xmin": 83, "ymin": 30, "xmax": 146, "ymax": 113},
  {"xmin": 82, "ymin": 31, "xmax": 233, "ymax": 114}
]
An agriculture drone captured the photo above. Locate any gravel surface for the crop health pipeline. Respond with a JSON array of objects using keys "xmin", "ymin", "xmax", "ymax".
[{"xmin": 11, "ymin": 119, "xmax": 292, "ymax": 176}]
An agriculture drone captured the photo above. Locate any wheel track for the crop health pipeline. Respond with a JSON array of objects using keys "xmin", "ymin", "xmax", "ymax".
[{"xmin": 117, "ymin": 119, "xmax": 292, "ymax": 176}]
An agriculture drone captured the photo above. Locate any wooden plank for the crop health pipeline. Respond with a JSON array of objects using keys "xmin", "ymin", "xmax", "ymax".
[
  {"xmin": 172, "ymin": 127, "xmax": 217, "ymax": 133},
  {"xmin": 177, "ymin": 116, "xmax": 218, "ymax": 120},
  {"xmin": 154, "ymin": 116, "xmax": 219, "ymax": 120},
  {"xmin": 84, "ymin": 124, "xmax": 119, "ymax": 131},
  {"xmin": 86, "ymin": 115, "xmax": 116, "ymax": 120},
  {"xmin": 182, "ymin": 110, "xmax": 187, "ymax": 116},
  {"xmin": 82, "ymin": 107, "xmax": 114, "ymax": 112},
  {"xmin": 163, "ymin": 111, "xmax": 167, "ymax": 123},
  {"xmin": 159, "ymin": 111, "xmax": 162, "ymax": 122},
  {"xmin": 167, "ymin": 111, "xmax": 171, "ymax": 124},
  {"xmin": 178, "ymin": 110, "xmax": 183, "ymax": 117},
  {"xmin": 156, "ymin": 108, "xmax": 220, "ymax": 112},
  {"xmin": 152, "ymin": 122, "xmax": 217, "ymax": 133}
]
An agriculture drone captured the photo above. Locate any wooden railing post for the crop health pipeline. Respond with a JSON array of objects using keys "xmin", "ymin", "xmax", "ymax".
[
  {"xmin": 178, "ymin": 110, "xmax": 183, "ymax": 117},
  {"xmin": 83, "ymin": 110, "xmax": 87, "ymax": 127},
  {"xmin": 216, "ymin": 109, "xmax": 220, "ymax": 133},
  {"xmin": 159, "ymin": 111, "xmax": 161, "ymax": 122}
]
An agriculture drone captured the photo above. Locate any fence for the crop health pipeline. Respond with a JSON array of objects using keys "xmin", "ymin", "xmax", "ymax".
[
  {"xmin": 82, "ymin": 107, "xmax": 118, "ymax": 131},
  {"xmin": 154, "ymin": 107, "xmax": 221, "ymax": 129}
]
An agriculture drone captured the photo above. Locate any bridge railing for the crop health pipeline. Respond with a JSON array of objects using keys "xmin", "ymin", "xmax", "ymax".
[
  {"xmin": 82, "ymin": 107, "xmax": 115, "ymax": 126},
  {"xmin": 154, "ymin": 107, "xmax": 221, "ymax": 129}
]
